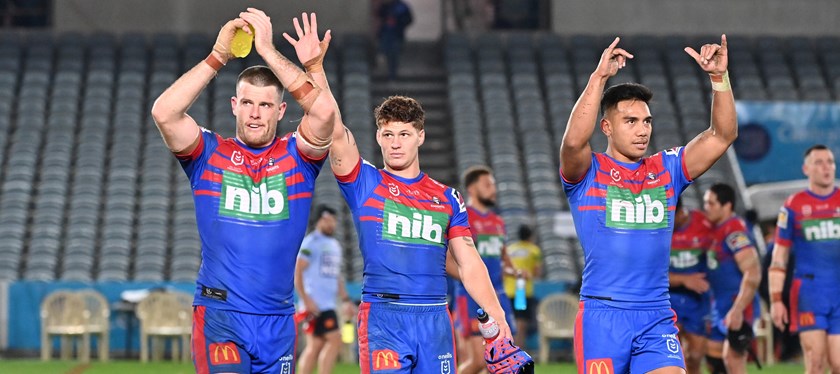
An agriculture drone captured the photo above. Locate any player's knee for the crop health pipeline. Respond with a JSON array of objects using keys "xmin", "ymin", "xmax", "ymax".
[
  {"xmin": 706, "ymin": 355, "xmax": 726, "ymax": 374},
  {"xmin": 684, "ymin": 351, "xmax": 701, "ymax": 368}
]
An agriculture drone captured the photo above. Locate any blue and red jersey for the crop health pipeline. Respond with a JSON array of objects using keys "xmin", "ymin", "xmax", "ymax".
[
  {"xmin": 456, "ymin": 206, "xmax": 506, "ymax": 292},
  {"xmin": 669, "ymin": 210, "xmax": 713, "ymax": 277},
  {"xmin": 707, "ymin": 217, "xmax": 755, "ymax": 295},
  {"xmin": 561, "ymin": 148, "xmax": 692, "ymax": 307},
  {"xmin": 178, "ymin": 128, "xmax": 324, "ymax": 314},
  {"xmin": 775, "ymin": 188, "xmax": 840, "ymax": 286},
  {"xmin": 336, "ymin": 158, "xmax": 471, "ymax": 304}
]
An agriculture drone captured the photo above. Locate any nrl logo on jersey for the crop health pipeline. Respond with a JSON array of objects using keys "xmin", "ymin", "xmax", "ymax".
[
  {"xmin": 382, "ymin": 200, "xmax": 449, "ymax": 247},
  {"xmin": 605, "ymin": 186, "xmax": 668, "ymax": 229},
  {"xmin": 802, "ymin": 218, "xmax": 840, "ymax": 241},
  {"xmin": 219, "ymin": 172, "xmax": 289, "ymax": 221}
]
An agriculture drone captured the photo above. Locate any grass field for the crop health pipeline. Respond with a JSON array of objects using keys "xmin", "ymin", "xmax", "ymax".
[{"xmin": 0, "ymin": 360, "xmax": 806, "ymax": 373}]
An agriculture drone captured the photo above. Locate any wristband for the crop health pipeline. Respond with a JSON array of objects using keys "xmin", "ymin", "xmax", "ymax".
[
  {"xmin": 205, "ymin": 53, "xmax": 225, "ymax": 72},
  {"xmin": 771, "ymin": 292, "xmax": 783, "ymax": 303},
  {"xmin": 710, "ymin": 71, "xmax": 731, "ymax": 92},
  {"xmin": 768, "ymin": 266, "xmax": 786, "ymax": 274}
]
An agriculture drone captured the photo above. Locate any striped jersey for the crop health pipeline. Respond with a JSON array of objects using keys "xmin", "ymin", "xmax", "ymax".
[
  {"xmin": 775, "ymin": 188, "xmax": 840, "ymax": 286},
  {"xmin": 561, "ymin": 148, "xmax": 692, "ymax": 307},
  {"xmin": 670, "ymin": 210, "xmax": 713, "ymax": 276},
  {"xmin": 178, "ymin": 128, "xmax": 324, "ymax": 314},
  {"xmin": 455, "ymin": 207, "xmax": 506, "ymax": 294},
  {"xmin": 708, "ymin": 216, "xmax": 755, "ymax": 294},
  {"xmin": 336, "ymin": 158, "xmax": 471, "ymax": 303}
]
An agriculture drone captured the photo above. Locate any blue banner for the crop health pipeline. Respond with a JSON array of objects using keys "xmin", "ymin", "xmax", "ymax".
[{"xmin": 734, "ymin": 101, "xmax": 840, "ymax": 184}]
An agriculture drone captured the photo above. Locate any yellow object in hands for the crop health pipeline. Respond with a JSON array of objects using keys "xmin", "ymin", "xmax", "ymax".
[
  {"xmin": 231, "ymin": 25, "xmax": 253, "ymax": 58},
  {"xmin": 341, "ymin": 320, "xmax": 356, "ymax": 344}
]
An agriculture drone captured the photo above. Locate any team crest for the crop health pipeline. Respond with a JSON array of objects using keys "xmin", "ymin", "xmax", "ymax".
[
  {"xmin": 231, "ymin": 150, "xmax": 244, "ymax": 166},
  {"xmin": 610, "ymin": 168, "xmax": 621, "ymax": 182},
  {"xmin": 432, "ymin": 196, "xmax": 440, "ymax": 205},
  {"xmin": 647, "ymin": 172, "xmax": 656, "ymax": 180},
  {"xmin": 268, "ymin": 157, "xmax": 275, "ymax": 166},
  {"xmin": 388, "ymin": 183, "xmax": 400, "ymax": 197},
  {"xmin": 802, "ymin": 205, "xmax": 812, "ymax": 216}
]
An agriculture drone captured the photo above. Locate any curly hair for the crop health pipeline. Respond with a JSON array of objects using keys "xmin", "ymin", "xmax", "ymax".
[{"xmin": 374, "ymin": 95, "xmax": 425, "ymax": 130}]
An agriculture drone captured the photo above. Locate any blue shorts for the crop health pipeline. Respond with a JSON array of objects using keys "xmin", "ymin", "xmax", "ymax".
[
  {"xmin": 575, "ymin": 299, "xmax": 685, "ymax": 374},
  {"xmin": 670, "ymin": 290, "xmax": 709, "ymax": 336},
  {"xmin": 708, "ymin": 293, "xmax": 758, "ymax": 342},
  {"xmin": 358, "ymin": 302, "xmax": 456, "ymax": 373},
  {"xmin": 192, "ymin": 306, "xmax": 296, "ymax": 374},
  {"xmin": 791, "ymin": 277, "xmax": 840, "ymax": 334},
  {"xmin": 454, "ymin": 290, "xmax": 517, "ymax": 337}
]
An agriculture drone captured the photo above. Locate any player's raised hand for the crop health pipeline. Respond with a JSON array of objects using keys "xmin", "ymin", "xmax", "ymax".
[
  {"xmin": 213, "ymin": 18, "xmax": 250, "ymax": 62},
  {"xmin": 593, "ymin": 37, "xmax": 633, "ymax": 79},
  {"xmin": 684, "ymin": 34, "xmax": 728, "ymax": 75},
  {"xmin": 239, "ymin": 8, "xmax": 275, "ymax": 57},
  {"xmin": 283, "ymin": 12, "xmax": 332, "ymax": 73},
  {"xmin": 770, "ymin": 301, "xmax": 789, "ymax": 330}
]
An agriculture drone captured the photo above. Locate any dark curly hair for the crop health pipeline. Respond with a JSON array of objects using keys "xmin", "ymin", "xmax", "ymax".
[{"xmin": 374, "ymin": 95, "xmax": 425, "ymax": 130}]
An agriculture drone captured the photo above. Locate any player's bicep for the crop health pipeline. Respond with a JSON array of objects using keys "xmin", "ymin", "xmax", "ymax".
[
  {"xmin": 157, "ymin": 115, "xmax": 201, "ymax": 155},
  {"xmin": 295, "ymin": 116, "xmax": 331, "ymax": 161},
  {"xmin": 449, "ymin": 236, "xmax": 481, "ymax": 267},
  {"xmin": 683, "ymin": 128, "xmax": 730, "ymax": 180},
  {"xmin": 330, "ymin": 124, "xmax": 361, "ymax": 177},
  {"xmin": 734, "ymin": 247, "xmax": 760, "ymax": 276},
  {"xmin": 559, "ymin": 144, "xmax": 593, "ymax": 184}
]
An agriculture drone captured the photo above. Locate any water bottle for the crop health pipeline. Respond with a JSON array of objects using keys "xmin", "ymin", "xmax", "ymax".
[
  {"xmin": 341, "ymin": 320, "xmax": 356, "ymax": 344},
  {"xmin": 476, "ymin": 308, "xmax": 500, "ymax": 344},
  {"xmin": 514, "ymin": 276, "xmax": 527, "ymax": 311}
]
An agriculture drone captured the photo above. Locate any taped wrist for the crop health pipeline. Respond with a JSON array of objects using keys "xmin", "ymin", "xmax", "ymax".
[
  {"xmin": 304, "ymin": 40, "xmax": 330, "ymax": 73},
  {"xmin": 288, "ymin": 72, "xmax": 321, "ymax": 112},
  {"xmin": 771, "ymin": 292, "xmax": 783, "ymax": 303},
  {"xmin": 296, "ymin": 123, "xmax": 332, "ymax": 150},
  {"xmin": 710, "ymin": 70, "xmax": 731, "ymax": 92}
]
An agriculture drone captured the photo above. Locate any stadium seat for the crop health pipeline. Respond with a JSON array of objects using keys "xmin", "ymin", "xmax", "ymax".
[
  {"xmin": 40, "ymin": 290, "xmax": 110, "ymax": 362},
  {"xmin": 136, "ymin": 291, "xmax": 193, "ymax": 362},
  {"xmin": 536, "ymin": 293, "xmax": 578, "ymax": 363}
]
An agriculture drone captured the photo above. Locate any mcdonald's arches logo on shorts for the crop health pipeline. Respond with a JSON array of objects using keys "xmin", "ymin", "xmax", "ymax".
[
  {"xmin": 800, "ymin": 312, "xmax": 816, "ymax": 327},
  {"xmin": 372, "ymin": 349, "xmax": 401, "ymax": 370},
  {"xmin": 586, "ymin": 358, "xmax": 614, "ymax": 374},
  {"xmin": 209, "ymin": 342, "xmax": 241, "ymax": 365}
]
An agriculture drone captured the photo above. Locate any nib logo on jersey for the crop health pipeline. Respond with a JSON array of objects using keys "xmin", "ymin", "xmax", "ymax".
[
  {"xmin": 606, "ymin": 186, "xmax": 668, "ymax": 229},
  {"xmin": 477, "ymin": 235, "xmax": 504, "ymax": 258},
  {"xmin": 802, "ymin": 218, "xmax": 840, "ymax": 241},
  {"xmin": 669, "ymin": 249, "xmax": 702, "ymax": 269},
  {"xmin": 219, "ymin": 171, "xmax": 289, "ymax": 221},
  {"xmin": 382, "ymin": 200, "xmax": 449, "ymax": 247}
]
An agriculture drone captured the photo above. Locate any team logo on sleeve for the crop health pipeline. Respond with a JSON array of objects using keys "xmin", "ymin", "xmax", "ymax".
[
  {"xmin": 219, "ymin": 171, "xmax": 289, "ymax": 221},
  {"xmin": 777, "ymin": 208, "xmax": 788, "ymax": 229},
  {"xmin": 802, "ymin": 218, "xmax": 840, "ymax": 241},
  {"xmin": 725, "ymin": 232, "xmax": 752, "ymax": 251},
  {"xmin": 382, "ymin": 200, "xmax": 449, "ymax": 247},
  {"xmin": 605, "ymin": 186, "xmax": 668, "ymax": 229}
]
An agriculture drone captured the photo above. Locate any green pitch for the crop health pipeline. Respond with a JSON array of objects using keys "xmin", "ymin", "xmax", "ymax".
[{"xmin": 0, "ymin": 360, "xmax": 806, "ymax": 373}]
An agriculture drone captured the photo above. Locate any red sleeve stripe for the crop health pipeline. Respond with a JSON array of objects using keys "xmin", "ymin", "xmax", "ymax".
[
  {"xmin": 360, "ymin": 216, "xmax": 383, "ymax": 222},
  {"xmin": 174, "ymin": 132, "xmax": 205, "ymax": 161},
  {"xmin": 447, "ymin": 227, "xmax": 471, "ymax": 240}
]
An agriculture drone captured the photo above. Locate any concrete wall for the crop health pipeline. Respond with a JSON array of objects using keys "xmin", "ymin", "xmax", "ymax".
[
  {"xmin": 54, "ymin": 0, "xmax": 373, "ymax": 36},
  {"xmin": 551, "ymin": 0, "xmax": 840, "ymax": 36}
]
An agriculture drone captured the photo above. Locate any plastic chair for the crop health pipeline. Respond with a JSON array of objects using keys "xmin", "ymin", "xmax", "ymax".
[
  {"xmin": 136, "ymin": 291, "xmax": 193, "ymax": 362},
  {"xmin": 753, "ymin": 301, "xmax": 775, "ymax": 366},
  {"xmin": 40, "ymin": 289, "xmax": 110, "ymax": 362},
  {"xmin": 536, "ymin": 293, "xmax": 579, "ymax": 363}
]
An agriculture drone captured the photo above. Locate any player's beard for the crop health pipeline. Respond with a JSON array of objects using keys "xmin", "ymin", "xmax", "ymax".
[
  {"xmin": 237, "ymin": 122, "xmax": 276, "ymax": 148},
  {"xmin": 478, "ymin": 196, "xmax": 496, "ymax": 208}
]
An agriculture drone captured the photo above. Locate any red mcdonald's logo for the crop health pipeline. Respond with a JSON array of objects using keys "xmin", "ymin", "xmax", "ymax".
[
  {"xmin": 586, "ymin": 358, "xmax": 614, "ymax": 374},
  {"xmin": 373, "ymin": 349, "xmax": 401, "ymax": 370},
  {"xmin": 800, "ymin": 312, "xmax": 816, "ymax": 327},
  {"xmin": 209, "ymin": 342, "xmax": 241, "ymax": 365}
]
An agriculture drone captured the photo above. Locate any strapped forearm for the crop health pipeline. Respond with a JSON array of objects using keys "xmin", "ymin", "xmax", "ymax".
[{"xmin": 708, "ymin": 71, "xmax": 737, "ymax": 142}]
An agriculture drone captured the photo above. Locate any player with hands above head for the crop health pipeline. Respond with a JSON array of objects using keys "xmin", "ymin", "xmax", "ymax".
[
  {"xmin": 560, "ymin": 35, "xmax": 737, "ymax": 374},
  {"xmin": 151, "ymin": 9, "xmax": 338, "ymax": 374}
]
